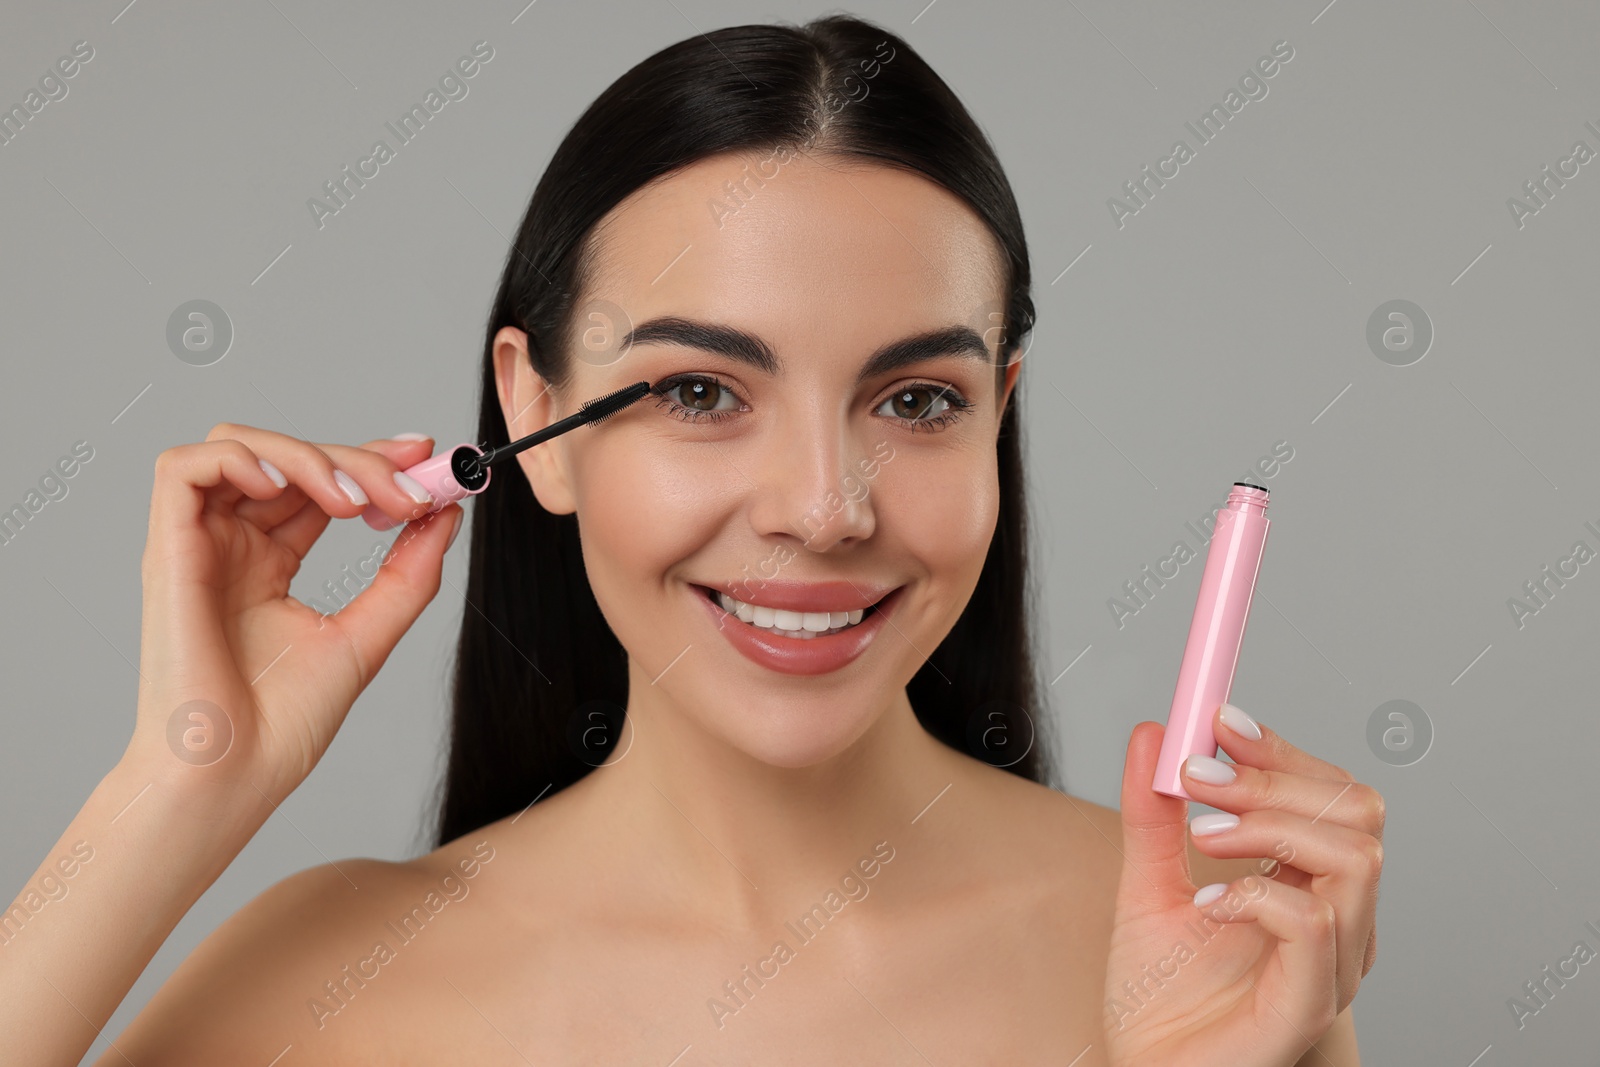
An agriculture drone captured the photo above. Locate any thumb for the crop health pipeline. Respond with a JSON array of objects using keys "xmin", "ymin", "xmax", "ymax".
[
  {"xmin": 323, "ymin": 502, "xmax": 463, "ymax": 687},
  {"xmin": 1115, "ymin": 720, "xmax": 1199, "ymax": 910}
]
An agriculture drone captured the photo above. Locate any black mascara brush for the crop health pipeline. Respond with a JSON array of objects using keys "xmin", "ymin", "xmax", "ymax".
[{"xmin": 361, "ymin": 380, "xmax": 652, "ymax": 531}]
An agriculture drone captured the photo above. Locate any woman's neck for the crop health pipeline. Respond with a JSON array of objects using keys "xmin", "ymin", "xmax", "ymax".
[{"xmin": 566, "ymin": 660, "xmax": 967, "ymax": 929}]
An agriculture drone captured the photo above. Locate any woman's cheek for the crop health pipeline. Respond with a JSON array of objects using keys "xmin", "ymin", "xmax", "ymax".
[
  {"xmin": 573, "ymin": 436, "xmax": 721, "ymax": 590},
  {"xmin": 881, "ymin": 450, "xmax": 998, "ymax": 581}
]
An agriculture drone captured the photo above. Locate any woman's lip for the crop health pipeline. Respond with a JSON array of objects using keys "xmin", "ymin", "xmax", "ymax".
[
  {"xmin": 692, "ymin": 579, "xmax": 896, "ymax": 614},
  {"xmin": 694, "ymin": 583, "xmax": 905, "ymax": 677},
  {"xmin": 692, "ymin": 583, "xmax": 886, "ymax": 617}
]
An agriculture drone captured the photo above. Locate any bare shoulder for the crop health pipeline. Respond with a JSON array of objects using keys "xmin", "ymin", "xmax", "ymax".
[
  {"xmin": 953, "ymin": 763, "xmax": 1260, "ymax": 896},
  {"xmin": 98, "ymin": 851, "xmax": 453, "ymax": 1067},
  {"xmin": 930, "ymin": 756, "xmax": 1130, "ymax": 901}
]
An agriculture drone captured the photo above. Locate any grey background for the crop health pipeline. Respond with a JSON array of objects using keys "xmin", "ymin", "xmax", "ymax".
[{"xmin": 2, "ymin": 0, "xmax": 1595, "ymax": 1061}]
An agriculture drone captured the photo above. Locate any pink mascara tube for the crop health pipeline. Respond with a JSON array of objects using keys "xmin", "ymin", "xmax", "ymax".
[
  {"xmin": 357, "ymin": 380, "xmax": 652, "ymax": 532},
  {"xmin": 1152, "ymin": 482, "xmax": 1271, "ymax": 800}
]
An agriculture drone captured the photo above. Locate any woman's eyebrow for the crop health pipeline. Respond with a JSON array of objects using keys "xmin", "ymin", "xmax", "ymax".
[{"xmin": 619, "ymin": 316, "xmax": 991, "ymax": 383}]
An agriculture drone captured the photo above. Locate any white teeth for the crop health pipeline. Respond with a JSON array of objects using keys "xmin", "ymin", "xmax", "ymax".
[{"xmin": 713, "ymin": 589, "xmax": 871, "ymax": 636}]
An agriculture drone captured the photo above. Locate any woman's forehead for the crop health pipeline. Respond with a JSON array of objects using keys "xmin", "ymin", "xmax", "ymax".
[{"xmin": 583, "ymin": 153, "xmax": 1005, "ymax": 322}]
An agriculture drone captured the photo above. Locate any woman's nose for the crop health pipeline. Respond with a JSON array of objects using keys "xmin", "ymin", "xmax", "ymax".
[{"xmin": 746, "ymin": 427, "xmax": 877, "ymax": 552}]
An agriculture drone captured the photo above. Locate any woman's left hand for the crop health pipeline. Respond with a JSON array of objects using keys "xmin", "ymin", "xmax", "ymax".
[{"xmin": 1100, "ymin": 706, "xmax": 1384, "ymax": 1067}]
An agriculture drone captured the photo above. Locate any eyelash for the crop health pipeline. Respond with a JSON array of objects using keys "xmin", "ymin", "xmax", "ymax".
[{"xmin": 647, "ymin": 374, "xmax": 975, "ymax": 433}]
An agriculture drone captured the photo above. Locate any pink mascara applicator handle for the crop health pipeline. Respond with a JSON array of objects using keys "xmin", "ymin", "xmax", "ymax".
[
  {"xmin": 1151, "ymin": 482, "xmax": 1271, "ymax": 799},
  {"xmin": 357, "ymin": 380, "xmax": 653, "ymax": 533},
  {"xmin": 361, "ymin": 444, "xmax": 490, "ymax": 532}
]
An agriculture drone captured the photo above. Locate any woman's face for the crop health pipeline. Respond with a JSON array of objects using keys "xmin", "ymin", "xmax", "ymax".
[{"xmin": 495, "ymin": 150, "xmax": 1021, "ymax": 769}]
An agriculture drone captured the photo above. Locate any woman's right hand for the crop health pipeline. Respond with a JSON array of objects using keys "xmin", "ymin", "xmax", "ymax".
[{"xmin": 125, "ymin": 423, "xmax": 463, "ymax": 805}]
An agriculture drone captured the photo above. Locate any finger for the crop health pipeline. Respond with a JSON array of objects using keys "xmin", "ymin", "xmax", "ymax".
[
  {"xmin": 266, "ymin": 435, "xmax": 440, "ymax": 570},
  {"xmin": 148, "ymin": 438, "xmax": 294, "ymax": 540},
  {"xmin": 236, "ymin": 435, "xmax": 435, "ymax": 530},
  {"xmin": 235, "ymin": 483, "xmax": 311, "ymax": 530},
  {"xmin": 1188, "ymin": 810, "xmax": 1381, "ymax": 884},
  {"xmin": 1116, "ymin": 721, "xmax": 1198, "ymax": 909},
  {"xmin": 187, "ymin": 424, "xmax": 383, "ymax": 528},
  {"xmin": 142, "ymin": 439, "xmax": 297, "ymax": 695},
  {"xmin": 266, "ymin": 496, "xmax": 333, "ymax": 559},
  {"xmin": 308, "ymin": 439, "xmax": 444, "ymax": 527},
  {"xmin": 352, "ymin": 435, "xmax": 436, "ymax": 465},
  {"xmin": 322, "ymin": 503, "xmax": 463, "ymax": 689},
  {"xmin": 1189, "ymin": 808, "xmax": 1382, "ymax": 1003},
  {"xmin": 1260, "ymin": 853, "xmax": 1311, "ymax": 892},
  {"xmin": 1189, "ymin": 874, "xmax": 1340, "ymax": 1038},
  {"xmin": 1180, "ymin": 753, "xmax": 1386, "ymax": 837},
  {"xmin": 1212, "ymin": 703, "xmax": 1356, "ymax": 787}
]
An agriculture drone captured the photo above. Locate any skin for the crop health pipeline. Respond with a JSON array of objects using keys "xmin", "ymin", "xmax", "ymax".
[{"xmin": 22, "ymin": 151, "xmax": 1374, "ymax": 1065}]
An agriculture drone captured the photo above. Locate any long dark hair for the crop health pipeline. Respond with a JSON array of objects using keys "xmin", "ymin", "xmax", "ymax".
[{"xmin": 429, "ymin": 12, "xmax": 1052, "ymax": 849}]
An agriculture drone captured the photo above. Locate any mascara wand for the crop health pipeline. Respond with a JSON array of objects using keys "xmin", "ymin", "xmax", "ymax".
[{"xmin": 361, "ymin": 380, "xmax": 652, "ymax": 531}]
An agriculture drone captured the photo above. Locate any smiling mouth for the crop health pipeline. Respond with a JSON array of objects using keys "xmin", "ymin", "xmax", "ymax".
[{"xmin": 693, "ymin": 584, "xmax": 886, "ymax": 640}]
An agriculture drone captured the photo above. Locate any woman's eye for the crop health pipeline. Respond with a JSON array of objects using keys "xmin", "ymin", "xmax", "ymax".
[
  {"xmin": 651, "ymin": 376, "xmax": 743, "ymax": 423},
  {"xmin": 875, "ymin": 383, "xmax": 973, "ymax": 431},
  {"xmin": 649, "ymin": 376, "xmax": 972, "ymax": 432}
]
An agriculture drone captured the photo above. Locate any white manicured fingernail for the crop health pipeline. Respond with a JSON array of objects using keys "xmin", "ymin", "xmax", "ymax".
[
  {"xmin": 391, "ymin": 432, "xmax": 432, "ymax": 442},
  {"xmin": 1193, "ymin": 882, "xmax": 1229, "ymax": 907},
  {"xmin": 446, "ymin": 509, "xmax": 464, "ymax": 550},
  {"xmin": 394, "ymin": 470, "xmax": 432, "ymax": 504},
  {"xmin": 258, "ymin": 458, "xmax": 287, "ymax": 488},
  {"xmin": 1219, "ymin": 703, "xmax": 1262, "ymax": 740},
  {"xmin": 1190, "ymin": 813, "xmax": 1240, "ymax": 837},
  {"xmin": 333, "ymin": 469, "xmax": 368, "ymax": 506},
  {"xmin": 1185, "ymin": 754, "xmax": 1237, "ymax": 785}
]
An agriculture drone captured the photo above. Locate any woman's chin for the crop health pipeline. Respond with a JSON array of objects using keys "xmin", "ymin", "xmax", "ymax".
[{"xmin": 706, "ymin": 706, "xmax": 883, "ymax": 771}]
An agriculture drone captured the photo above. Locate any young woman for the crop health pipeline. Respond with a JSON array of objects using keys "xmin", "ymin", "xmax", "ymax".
[{"xmin": 5, "ymin": 14, "xmax": 1380, "ymax": 1065}]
